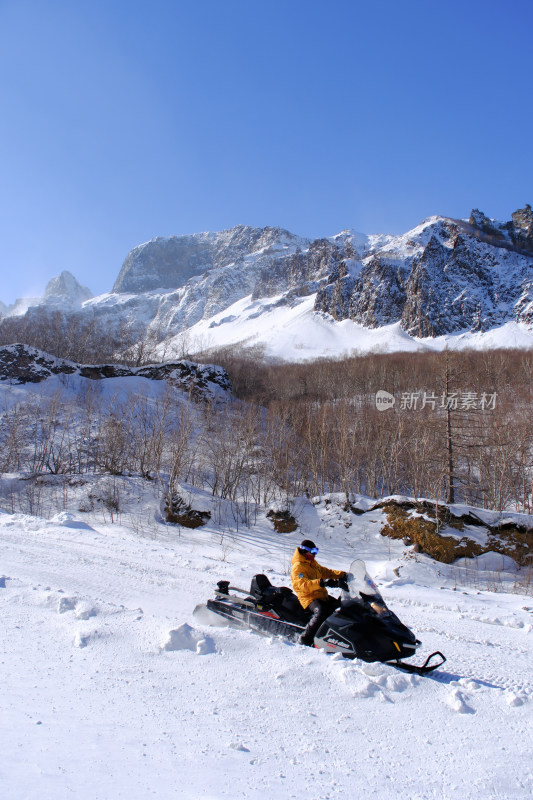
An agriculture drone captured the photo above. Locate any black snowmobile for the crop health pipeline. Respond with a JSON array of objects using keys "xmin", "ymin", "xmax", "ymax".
[{"xmin": 202, "ymin": 559, "xmax": 445, "ymax": 676}]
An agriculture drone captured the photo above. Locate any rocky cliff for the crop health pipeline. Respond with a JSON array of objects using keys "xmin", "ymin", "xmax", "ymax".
[
  {"xmin": 315, "ymin": 208, "xmax": 533, "ymax": 336},
  {"xmin": 112, "ymin": 225, "xmax": 307, "ymax": 293}
]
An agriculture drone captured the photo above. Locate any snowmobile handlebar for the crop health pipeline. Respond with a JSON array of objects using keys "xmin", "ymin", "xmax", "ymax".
[{"xmin": 321, "ymin": 578, "xmax": 349, "ymax": 591}]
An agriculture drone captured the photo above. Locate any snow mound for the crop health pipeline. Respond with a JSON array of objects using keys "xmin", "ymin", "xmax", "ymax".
[
  {"xmin": 50, "ymin": 512, "xmax": 95, "ymax": 530},
  {"xmin": 227, "ymin": 741, "xmax": 250, "ymax": 752},
  {"xmin": 57, "ymin": 594, "xmax": 97, "ymax": 618},
  {"xmin": 57, "ymin": 596, "xmax": 77, "ymax": 614},
  {"xmin": 446, "ymin": 688, "xmax": 475, "ymax": 714},
  {"xmin": 335, "ymin": 661, "xmax": 415, "ymax": 700},
  {"xmin": 505, "ymin": 691, "xmax": 528, "ymax": 707},
  {"xmin": 161, "ymin": 623, "xmax": 215, "ymax": 655},
  {"xmin": 74, "ymin": 602, "xmax": 98, "ymax": 620},
  {"xmin": 473, "ymin": 552, "xmax": 517, "ymax": 570},
  {"xmin": 73, "ymin": 630, "xmax": 93, "ymax": 649}
]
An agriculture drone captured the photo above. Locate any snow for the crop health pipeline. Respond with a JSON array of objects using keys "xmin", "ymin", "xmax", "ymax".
[
  {"xmin": 1, "ymin": 485, "xmax": 532, "ymax": 799},
  {"xmin": 164, "ymin": 293, "xmax": 533, "ymax": 363}
]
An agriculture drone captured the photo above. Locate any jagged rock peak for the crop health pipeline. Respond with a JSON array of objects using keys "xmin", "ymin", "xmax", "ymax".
[
  {"xmin": 44, "ymin": 271, "xmax": 93, "ymax": 305},
  {"xmin": 0, "ymin": 271, "xmax": 93, "ymax": 318},
  {"xmin": 113, "ymin": 224, "xmax": 307, "ymax": 294},
  {"xmin": 468, "ymin": 205, "xmax": 533, "ymax": 254},
  {"xmin": 511, "ymin": 204, "xmax": 533, "ymax": 240},
  {"xmin": 0, "ymin": 343, "xmax": 231, "ymax": 399}
]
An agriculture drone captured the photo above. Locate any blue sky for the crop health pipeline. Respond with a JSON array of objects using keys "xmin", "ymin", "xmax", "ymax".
[{"xmin": 1, "ymin": 0, "xmax": 532, "ymax": 304}]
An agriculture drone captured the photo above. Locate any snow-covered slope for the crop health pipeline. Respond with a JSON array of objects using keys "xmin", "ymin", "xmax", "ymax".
[
  {"xmin": 1, "ymin": 486, "xmax": 532, "ymax": 800},
  {"xmin": 162, "ymin": 294, "xmax": 533, "ymax": 363}
]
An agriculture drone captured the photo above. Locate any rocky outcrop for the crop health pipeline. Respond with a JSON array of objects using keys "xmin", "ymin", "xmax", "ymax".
[
  {"xmin": 511, "ymin": 204, "xmax": 533, "ymax": 254},
  {"xmin": 252, "ymin": 238, "xmax": 343, "ymax": 300},
  {"xmin": 468, "ymin": 204, "xmax": 533, "ymax": 255},
  {"xmin": 0, "ymin": 344, "xmax": 231, "ymax": 398},
  {"xmin": 314, "ymin": 260, "xmax": 357, "ymax": 320},
  {"xmin": 348, "ymin": 256, "xmax": 409, "ymax": 329}
]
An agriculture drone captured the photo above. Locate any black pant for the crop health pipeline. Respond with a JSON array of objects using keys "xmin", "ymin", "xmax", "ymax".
[{"xmin": 299, "ymin": 595, "xmax": 340, "ymax": 645}]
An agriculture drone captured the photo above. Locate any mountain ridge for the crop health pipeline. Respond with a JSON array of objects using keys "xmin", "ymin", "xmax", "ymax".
[{"xmin": 1, "ymin": 208, "xmax": 532, "ymax": 360}]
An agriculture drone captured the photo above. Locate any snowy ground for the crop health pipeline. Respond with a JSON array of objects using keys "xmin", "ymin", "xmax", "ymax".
[{"xmin": 1, "ymin": 486, "xmax": 532, "ymax": 800}]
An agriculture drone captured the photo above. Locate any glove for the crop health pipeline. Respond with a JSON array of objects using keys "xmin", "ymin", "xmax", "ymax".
[
  {"xmin": 338, "ymin": 578, "xmax": 349, "ymax": 592},
  {"xmin": 320, "ymin": 578, "xmax": 340, "ymax": 588}
]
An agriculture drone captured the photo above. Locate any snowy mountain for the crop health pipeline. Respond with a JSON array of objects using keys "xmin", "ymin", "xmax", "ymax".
[
  {"xmin": 113, "ymin": 225, "xmax": 309, "ymax": 294},
  {"xmin": 85, "ymin": 206, "xmax": 533, "ymax": 358},
  {"xmin": 82, "ymin": 225, "xmax": 311, "ymax": 344},
  {"xmin": 0, "ymin": 270, "xmax": 93, "ymax": 318},
  {"xmin": 3, "ymin": 209, "xmax": 533, "ymax": 360}
]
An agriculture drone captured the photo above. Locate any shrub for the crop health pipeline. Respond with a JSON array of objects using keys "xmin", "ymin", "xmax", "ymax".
[{"xmin": 164, "ymin": 492, "xmax": 211, "ymax": 528}]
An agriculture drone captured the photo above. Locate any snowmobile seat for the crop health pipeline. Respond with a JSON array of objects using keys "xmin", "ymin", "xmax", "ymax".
[
  {"xmin": 277, "ymin": 590, "xmax": 310, "ymax": 624},
  {"xmin": 249, "ymin": 574, "xmax": 309, "ymax": 624},
  {"xmin": 250, "ymin": 574, "xmax": 273, "ymax": 598},
  {"xmin": 249, "ymin": 574, "xmax": 282, "ymax": 607}
]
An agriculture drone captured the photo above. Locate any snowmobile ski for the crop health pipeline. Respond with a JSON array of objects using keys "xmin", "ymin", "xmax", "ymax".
[{"xmin": 385, "ymin": 650, "xmax": 447, "ymax": 676}]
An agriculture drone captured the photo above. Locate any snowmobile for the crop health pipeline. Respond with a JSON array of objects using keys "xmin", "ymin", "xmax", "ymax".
[{"xmin": 201, "ymin": 559, "xmax": 446, "ymax": 676}]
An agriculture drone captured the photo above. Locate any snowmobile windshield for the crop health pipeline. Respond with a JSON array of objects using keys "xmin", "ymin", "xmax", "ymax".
[{"xmin": 345, "ymin": 560, "xmax": 386, "ymax": 609}]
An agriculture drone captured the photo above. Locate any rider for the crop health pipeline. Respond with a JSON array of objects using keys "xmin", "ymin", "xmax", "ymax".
[{"xmin": 291, "ymin": 539, "xmax": 348, "ymax": 647}]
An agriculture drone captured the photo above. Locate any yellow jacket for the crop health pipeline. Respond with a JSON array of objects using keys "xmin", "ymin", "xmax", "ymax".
[{"xmin": 290, "ymin": 548, "xmax": 345, "ymax": 609}]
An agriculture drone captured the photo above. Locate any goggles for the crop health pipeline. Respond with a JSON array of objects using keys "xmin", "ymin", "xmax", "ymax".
[{"xmin": 300, "ymin": 545, "xmax": 319, "ymax": 555}]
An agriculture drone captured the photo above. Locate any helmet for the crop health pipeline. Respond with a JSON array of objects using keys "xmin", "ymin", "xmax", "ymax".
[{"xmin": 299, "ymin": 539, "xmax": 318, "ymax": 555}]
